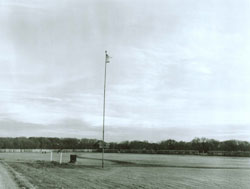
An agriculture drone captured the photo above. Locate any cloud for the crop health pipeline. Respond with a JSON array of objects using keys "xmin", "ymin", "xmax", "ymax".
[
  {"xmin": 0, "ymin": 118, "xmax": 100, "ymax": 138},
  {"xmin": 0, "ymin": 0, "xmax": 250, "ymax": 141},
  {"xmin": 1, "ymin": 118, "xmax": 249, "ymax": 142}
]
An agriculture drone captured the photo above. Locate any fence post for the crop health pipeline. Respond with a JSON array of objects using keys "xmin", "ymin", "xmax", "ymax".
[
  {"xmin": 50, "ymin": 151, "xmax": 53, "ymax": 161},
  {"xmin": 60, "ymin": 152, "xmax": 63, "ymax": 164}
]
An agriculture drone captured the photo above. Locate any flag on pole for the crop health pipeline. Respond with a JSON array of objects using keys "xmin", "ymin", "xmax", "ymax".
[{"xmin": 105, "ymin": 51, "xmax": 111, "ymax": 63}]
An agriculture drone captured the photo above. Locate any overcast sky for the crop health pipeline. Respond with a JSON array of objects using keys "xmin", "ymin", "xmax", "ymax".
[{"xmin": 0, "ymin": 0, "xmax": 250, "ymax": 142}]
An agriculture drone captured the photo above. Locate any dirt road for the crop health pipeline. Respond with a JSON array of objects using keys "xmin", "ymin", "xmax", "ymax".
[{"xmin": 0, "ymin": 162, "xmax": 18, "ymax": 189}]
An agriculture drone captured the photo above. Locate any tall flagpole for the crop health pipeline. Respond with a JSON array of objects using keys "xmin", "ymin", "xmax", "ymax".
[{"xmin": 102, "ymin": 50, "xmax": 109, "ymax": 168}]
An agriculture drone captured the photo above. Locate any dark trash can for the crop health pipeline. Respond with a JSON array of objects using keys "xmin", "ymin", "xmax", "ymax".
[{"xmin": 70, "ymin": 154, "xmax": 77, "ymax": 163}]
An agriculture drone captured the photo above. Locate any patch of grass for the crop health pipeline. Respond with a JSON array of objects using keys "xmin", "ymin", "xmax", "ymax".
[
  {"xmin": 2, "ymin": 161, "xmax": 35, "ymax": 189},
  {"xmin": 7, "ymin": 162, "xmax": 73, "ymax": 189}
]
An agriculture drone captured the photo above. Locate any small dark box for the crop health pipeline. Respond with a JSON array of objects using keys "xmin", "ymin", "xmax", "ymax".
[{"xmin": 70, "ymin": 154, "xmax": 77, "ymax": 163}]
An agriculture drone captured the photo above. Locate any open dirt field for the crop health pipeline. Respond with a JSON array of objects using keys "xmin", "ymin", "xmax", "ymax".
[{"xmin": 1, "ymin": 152, "xmax": 250, "ymax": 188}]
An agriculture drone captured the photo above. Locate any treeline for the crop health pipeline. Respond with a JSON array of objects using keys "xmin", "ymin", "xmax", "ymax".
[
  {"xmin": 0, "ymin": 137, "xmax": 98, "ymax": 150},
  {"xmin": 0, "ymin": 137, "xmax": 250, "ymax": 152},
  {"xmin": 110, "ymin": 138, "xmax": 250, "ymax": 153}
]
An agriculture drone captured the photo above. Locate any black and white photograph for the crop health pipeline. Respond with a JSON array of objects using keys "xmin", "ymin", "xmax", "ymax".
[{"xmin": 0, "ymin": 0, "xmax": 250, "ymax": 188}]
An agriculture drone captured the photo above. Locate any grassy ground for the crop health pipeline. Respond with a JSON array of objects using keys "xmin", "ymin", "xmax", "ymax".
[{"xmin": 1, "ymin": 153, "xmax": 250, "ymax": 189}]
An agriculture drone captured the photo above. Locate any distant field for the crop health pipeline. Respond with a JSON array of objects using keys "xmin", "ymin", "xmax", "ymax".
[{"xmin": 1, "ymin": 152, "xmax": 250, "ymax": 188}]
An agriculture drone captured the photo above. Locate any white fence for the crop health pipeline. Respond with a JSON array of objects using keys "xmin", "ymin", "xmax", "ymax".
[{"xmin": 0, "ymin": 149, "xmax": 96, "ymax": 153}]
